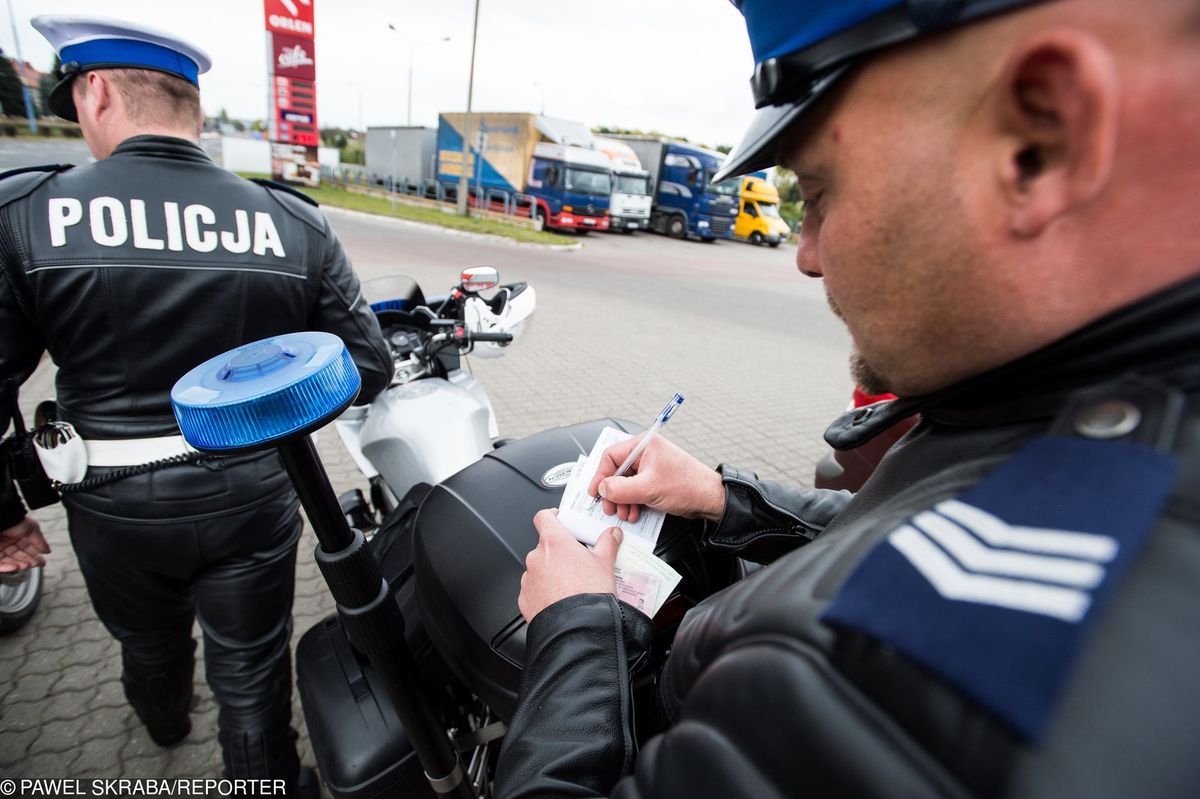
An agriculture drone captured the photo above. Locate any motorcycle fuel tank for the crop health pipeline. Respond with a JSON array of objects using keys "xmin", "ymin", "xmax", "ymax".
[
  {"xmin": 359, "ymin": 377, "xmax": 493, "ymax": 501},
  {"xmin": 413, "ymin": 418, "xmax": 720, "ymax": 721}
]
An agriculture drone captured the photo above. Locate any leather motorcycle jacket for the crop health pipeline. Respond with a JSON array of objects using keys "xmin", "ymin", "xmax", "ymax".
[
  {"xmin": 0, "ymin": 135, "xmax": 393, "ymax": 443},
  {"xmin": 495, "ymin": 275, "xmax": 1200, "ymax": 798}
]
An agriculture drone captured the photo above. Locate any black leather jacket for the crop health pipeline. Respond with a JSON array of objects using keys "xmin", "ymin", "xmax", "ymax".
[
  {"xmin": 0, "ymin": 136, "xmax": 392, "ymax": 519},
  {"xmin": 496, "ymin": 276, "xmax": 1200, "ymax": 798}
]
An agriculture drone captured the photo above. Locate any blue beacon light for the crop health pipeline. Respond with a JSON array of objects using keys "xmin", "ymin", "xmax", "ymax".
[{"xmin": 171, "ymin": 331, "xmax": 360, "ymax": 452}]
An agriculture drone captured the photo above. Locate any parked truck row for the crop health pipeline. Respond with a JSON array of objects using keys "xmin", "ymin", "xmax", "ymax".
[{"xmin": 364, "ymin": 113, "xmax": 792, "ymax": 243}]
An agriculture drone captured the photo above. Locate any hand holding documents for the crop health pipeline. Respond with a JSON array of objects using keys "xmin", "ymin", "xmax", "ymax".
[
  {"xmin": 558, "ymin": 426, "xmax": 666, "ymax": 550},
  {"xmin": 556, "ymin": 425, "xmax": 682, "ymax": 616}
]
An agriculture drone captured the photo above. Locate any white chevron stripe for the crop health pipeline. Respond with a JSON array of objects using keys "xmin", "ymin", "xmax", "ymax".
[
  {"xmin": 936, "ymin": 499, "xmax": 1118, "ymax": 562},
  {"xmin": 912, "ymin": 512, "xmax": 1105, "ymax": 588},
  {"xmin": 889, "ymin": 526, "xmax": 1092, "ymax": 622}
]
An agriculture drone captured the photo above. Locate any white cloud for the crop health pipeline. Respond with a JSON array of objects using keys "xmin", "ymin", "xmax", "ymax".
[{"xmin": 8, "ymin": 0, "xmax": 758, "ymax": 149}]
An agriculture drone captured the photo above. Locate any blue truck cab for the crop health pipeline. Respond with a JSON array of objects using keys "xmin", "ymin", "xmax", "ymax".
[
  {"xmin": 526, "ymin": 142, "xmax": 612, "ymax": 231},
  {"xmin": 623, "ymin": 138, "xmax": 739, "ymax": 241}
]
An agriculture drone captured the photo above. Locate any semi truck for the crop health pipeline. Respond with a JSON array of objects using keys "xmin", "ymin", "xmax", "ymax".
[
  {"xmin": 615, "ymin": 136, "xmax": 739, "ymax": 241},
  {"xmin": 595, "ymin": 137, "xmax": 652, "ymax": 232},
  {"xmin": 735, "ymin": 172, "xmax": 791, "ymax": 247},
  {"xmin": 435, "ymin": 112, "xmax": 611, "ymax": 232}
]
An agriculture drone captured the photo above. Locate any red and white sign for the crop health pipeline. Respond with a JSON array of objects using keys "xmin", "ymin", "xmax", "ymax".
[
  {"xmin": 272, "ymin": 32, "xmax": 316, "ymax": 81},
  {"xmin": 272, "ymin": 76, "xmax": 318, "ymax": 147},
  {"xmin": 264, "ymin": 0, "xmax": 314, "ymax": 38},
  {"xmin": 266, "ymin": 0, "xmax": 318, "ymax": 182}
]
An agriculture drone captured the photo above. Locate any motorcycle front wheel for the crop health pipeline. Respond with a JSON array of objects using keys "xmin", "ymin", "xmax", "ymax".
[{"xmin": 0, "ymin": 567, "xmax": 43, "ymax": 636}]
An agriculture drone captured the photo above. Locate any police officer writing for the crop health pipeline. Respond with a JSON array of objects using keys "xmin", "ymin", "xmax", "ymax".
[
  {"xmin": 498, "ymin": 0, "xmax": 1200, "ymax": 796},
  {"xmin": 0, "ymin": 16, "xmax": 392, "ymax": 796}
]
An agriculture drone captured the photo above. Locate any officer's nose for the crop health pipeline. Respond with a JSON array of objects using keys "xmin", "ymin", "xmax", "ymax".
[{"xmin": 795, "ymin": 233, "xmax": 822, "ymax": 278}]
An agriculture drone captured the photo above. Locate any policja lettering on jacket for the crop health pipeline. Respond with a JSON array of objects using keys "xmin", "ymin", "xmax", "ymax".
[{"xmin": 47, "ymin": 196, "xmax": 287, "ymax": 257}]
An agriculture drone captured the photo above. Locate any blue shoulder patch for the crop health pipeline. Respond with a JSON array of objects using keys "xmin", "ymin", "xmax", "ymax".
[{"xmin": 822, "ymin": 436, "xmax": 1176, "ymax": 741}]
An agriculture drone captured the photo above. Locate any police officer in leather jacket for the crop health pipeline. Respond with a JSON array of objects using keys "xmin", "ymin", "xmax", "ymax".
[
  {"xmin": 0, "ymin": 17, "xmax": 392, "ymax": 794},
  {"xmin": 498, "ymin": 1, "xmax": 1200, "ymax": 796}
]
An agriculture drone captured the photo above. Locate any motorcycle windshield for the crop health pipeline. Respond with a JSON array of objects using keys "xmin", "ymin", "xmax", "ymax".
[{"xmin": 362, "ymin": 275, "xmax": 426, "ymax": 312}]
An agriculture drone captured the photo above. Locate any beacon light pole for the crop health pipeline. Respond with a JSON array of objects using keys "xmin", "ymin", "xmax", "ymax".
[{"xmin": 171, "ymin": 332, "xmax": 477, "ymax": 799}]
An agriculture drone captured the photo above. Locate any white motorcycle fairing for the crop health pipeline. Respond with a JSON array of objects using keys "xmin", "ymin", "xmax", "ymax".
[{"xmin": 356, "ymin": 377, "xmax": 494, "ymax": 501}]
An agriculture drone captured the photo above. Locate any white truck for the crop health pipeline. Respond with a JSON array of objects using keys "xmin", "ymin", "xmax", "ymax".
[{"xmin": 595, "ymin": 136, "xmax": 652, "ymax": 232}]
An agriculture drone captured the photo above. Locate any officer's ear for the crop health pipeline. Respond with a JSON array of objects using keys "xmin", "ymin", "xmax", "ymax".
[
  {"xmin": 992, "ymin": 31, "xmax": 1119, "ymax": 238},
  {"xmin": 78, "ymin": 70, "xmax": 118, "ymax": 124}
]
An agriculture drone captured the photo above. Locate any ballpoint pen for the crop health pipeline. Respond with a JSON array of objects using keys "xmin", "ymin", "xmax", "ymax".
[{"xmin": 592, "ymin": 393, "xmax": 684, "ymax": 503}]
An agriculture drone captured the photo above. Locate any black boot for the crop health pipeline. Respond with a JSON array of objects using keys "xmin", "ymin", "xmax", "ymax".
[
  {"xmin": 122, "ymin": 654, "xmax": 195, "ymax": 747},
  {"xmin": 220, "ymin": 727, "xmax": 314, "ymax": 797}
]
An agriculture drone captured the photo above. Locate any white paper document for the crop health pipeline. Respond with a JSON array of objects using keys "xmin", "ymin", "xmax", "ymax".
[
  {"xmin": 555, "ymin": 426, "xmax": 682, "ymax": 616},
  {"xmin": 556, "ymin": 427, "xmax": 666, "ymax": 551}
]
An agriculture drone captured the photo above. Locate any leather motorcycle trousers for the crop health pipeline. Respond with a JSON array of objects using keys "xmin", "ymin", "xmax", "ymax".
[{"xmin": 63, "ymin": 453, "xmax": 304, "ymax": 788}]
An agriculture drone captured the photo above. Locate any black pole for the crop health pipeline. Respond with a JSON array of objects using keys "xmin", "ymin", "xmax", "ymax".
[
  {"xmin": 278, "ymin": 437, "xmax": 355, "ymax": 552},
  {"xmin": 277, "ymin": 437, "xmax": 476, "ymax": 799}
]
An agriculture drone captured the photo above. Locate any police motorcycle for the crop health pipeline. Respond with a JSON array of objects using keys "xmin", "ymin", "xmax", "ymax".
[
  {"xmin": 0, "ymin": 548, "xmax": 43, "ymax": 636},
  {"xmin": 169, "ymin": 270, "xmax": 739, "ymax": 799},
  {"xmin": 330, "ymin": 267, "xmax": 536, "ymax": 526},
  {"xmin": 0, "ymin": 559, "xmax": 41, "ymax": 636}
]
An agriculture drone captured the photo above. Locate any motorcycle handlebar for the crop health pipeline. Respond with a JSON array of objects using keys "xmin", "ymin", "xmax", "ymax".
[{"xmin": 470, "ymin": 331, "xmax": 514, "ymax": 344}]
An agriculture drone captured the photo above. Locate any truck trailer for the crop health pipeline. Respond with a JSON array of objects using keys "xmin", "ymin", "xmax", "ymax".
[
  {"xmin": 595, "ymin": 137, "xmax": 652, "ymax": 232},
  {"xmin": 365, "ymin": 126, "xmax": 437, "ymax": 186},
  {"xmin": 615, "ymin": 137, "xmax": 739, "ymax": 241},
  {"xmin": 436, "ymin": 112, "xmax": 611, "ymax": 232}
]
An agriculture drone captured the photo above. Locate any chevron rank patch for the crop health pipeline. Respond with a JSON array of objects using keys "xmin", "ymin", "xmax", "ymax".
[{"xmin": 822, "ymin": 436, "xmax": 1176, "ymax": 741}]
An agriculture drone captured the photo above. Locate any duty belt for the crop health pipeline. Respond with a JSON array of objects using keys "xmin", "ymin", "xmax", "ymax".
[
  {"xmin": 34, "ymin": 423, "xmax": 208, "ymax": 490},
  {"xmin": 85, "ymin": 434, "xmax": 196, "ymax": 466}
]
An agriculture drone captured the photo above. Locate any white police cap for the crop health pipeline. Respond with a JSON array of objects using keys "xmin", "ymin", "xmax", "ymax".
[{"xmin": 31, "ymin": 15, "xmax": 212, "ymax": 122}]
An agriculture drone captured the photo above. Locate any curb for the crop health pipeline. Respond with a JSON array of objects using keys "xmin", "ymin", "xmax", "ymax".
[{"xmin": 321, "ymin": 206, "xmax": 584, "ymax": 251}]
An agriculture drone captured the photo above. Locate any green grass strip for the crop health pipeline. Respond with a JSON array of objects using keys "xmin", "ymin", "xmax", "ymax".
[{"xmin": 237, "ymin": 173, "xmax": 576, "ymax": 246}]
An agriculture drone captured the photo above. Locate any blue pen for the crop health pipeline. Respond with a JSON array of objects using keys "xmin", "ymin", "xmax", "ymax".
[{"xmin": 593, "ymin": 393, "xmax": 684, "ymax": 503}]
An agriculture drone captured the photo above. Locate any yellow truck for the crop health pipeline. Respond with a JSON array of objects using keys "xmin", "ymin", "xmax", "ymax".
[{"xmin": 735, "ymin": 174, "xmax": 791, "ymax": 247}]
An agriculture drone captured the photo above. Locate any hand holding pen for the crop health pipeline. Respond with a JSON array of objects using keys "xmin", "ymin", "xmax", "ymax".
[
  {"xmin": 588, "ymin": 393, "xmax": 726, "ymax": 524},
  {"xmin": 589, "ymin": 394, "xmax": 684, "ymax": 517}
]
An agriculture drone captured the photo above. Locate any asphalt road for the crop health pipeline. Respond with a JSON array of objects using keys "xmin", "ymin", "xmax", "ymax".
[{"xmin": 0, "ymin": 139, "xmax": 855, "ymax": 784}]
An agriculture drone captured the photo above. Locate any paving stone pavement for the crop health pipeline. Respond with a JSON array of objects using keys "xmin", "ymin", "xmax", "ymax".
[{"xmin": 0, "ymin": 207, "xmax": 854, "ymax": 792}]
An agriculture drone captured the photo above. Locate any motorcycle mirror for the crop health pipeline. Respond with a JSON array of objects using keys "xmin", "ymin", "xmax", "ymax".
[{"xmin": 460, "ymin": 266, "xmax": 499, "ymax": 293}]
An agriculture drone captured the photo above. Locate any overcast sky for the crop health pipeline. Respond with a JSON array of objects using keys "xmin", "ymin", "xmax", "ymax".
[{"xmin": 4, "ymin": 0, "xmax": 759, "ymax": 150}]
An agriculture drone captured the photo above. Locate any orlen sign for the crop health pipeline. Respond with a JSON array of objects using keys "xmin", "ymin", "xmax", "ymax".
[{"xmin": 265, "ymin": 0, "xmax": 314, "ymax": 38}]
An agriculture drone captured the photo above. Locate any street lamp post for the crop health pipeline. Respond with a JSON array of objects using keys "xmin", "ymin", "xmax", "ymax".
[
  {"xmin": 5, "ymin": 0, "xmax": 37, "ymax": 133},
  {"xmin": 457, "ymin": 0, "xmax": 481, "ymax": 217},
  {"xmin": 406, "ymin": 40, "xmax": 414, "ymax": 126},
  {"xmin": 390, "ymin": 128, "xmax": 397, "ymax": 212},
  {"xmin": 388, "ymin": 24, "xmax": 450, "ymax": 128}
]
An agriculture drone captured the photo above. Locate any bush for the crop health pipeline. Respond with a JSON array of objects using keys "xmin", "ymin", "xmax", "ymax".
[{"xmin": 779, "ymin": 200, "xmax": 805, "ymax": 233}]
